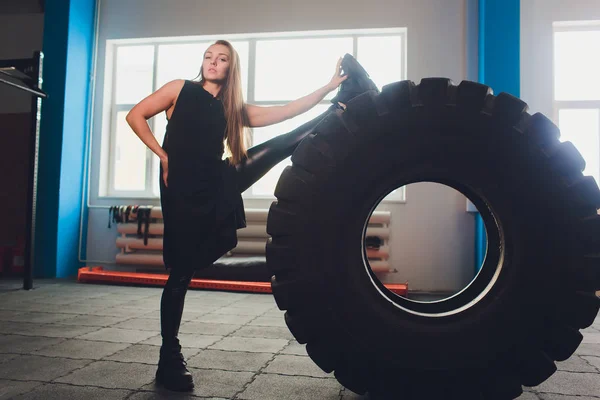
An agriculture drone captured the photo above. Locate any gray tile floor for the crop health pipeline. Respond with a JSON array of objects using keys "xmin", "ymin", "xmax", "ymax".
[{"xmin": 0, "ymin": 278, "xmax": 598, "ymax": 399}]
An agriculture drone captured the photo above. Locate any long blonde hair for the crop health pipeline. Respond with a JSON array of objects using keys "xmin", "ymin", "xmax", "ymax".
[{"xmin": 197, "ymin": 40, "xmax": 249, "ymax": 165}]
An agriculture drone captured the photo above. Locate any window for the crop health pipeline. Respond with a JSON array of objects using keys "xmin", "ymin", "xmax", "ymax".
[
  {"xmin": 553, "ymin": 21, "xmax": 600, "ymax": 184},
  {"xmin": 102, "ymin": 29, "xmax": 406, "ymax": 199}
]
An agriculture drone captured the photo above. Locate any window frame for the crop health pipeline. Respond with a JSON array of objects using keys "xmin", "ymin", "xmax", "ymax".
[
  {"xmin": 101, "ymin": 28, "xmax": 407, "ymax": 201},
  {"xmin": 552, "ymin": 21, "xmax": 600, "ymax": 183}
]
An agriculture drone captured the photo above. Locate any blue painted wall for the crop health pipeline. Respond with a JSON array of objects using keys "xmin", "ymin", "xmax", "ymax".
[
  {"xmin": 476, "ymin": 0, "xmax": 520, "ymax": 272},
  {"xmin": 37, "ymin": 0, "xmax": 95, "ymax": 278},
  {"xmin": 479, "ymin": 0, "xmax": 521, "ymax": 97}
]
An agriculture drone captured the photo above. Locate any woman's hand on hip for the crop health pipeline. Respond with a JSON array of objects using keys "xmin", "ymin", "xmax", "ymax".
[{"xmin": 161, "ymin": 156, "xmax": 169, "ymax": 187}]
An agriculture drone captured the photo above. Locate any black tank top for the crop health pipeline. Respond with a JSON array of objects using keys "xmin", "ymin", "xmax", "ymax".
[{"xmin": 163, "ymin": 80, "xmax": 227, "ymax": 191}]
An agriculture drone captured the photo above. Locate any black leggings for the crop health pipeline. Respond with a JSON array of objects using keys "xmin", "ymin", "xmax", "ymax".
[{"xmin": 160, "ymin": 105, "xmax": 337, "ymax": 345}]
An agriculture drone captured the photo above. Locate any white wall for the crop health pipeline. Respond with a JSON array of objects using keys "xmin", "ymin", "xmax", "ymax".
[
  {"xmin": 520, "ymin": 0, "xmax": 600, "ymax": 118},
  {"xmin": 0, "ymin": 13, "xmax": 45, "ymax": 114},
  {"xmin": 86, "ymin": 0, "xmax": 476, "ymax": 292}
]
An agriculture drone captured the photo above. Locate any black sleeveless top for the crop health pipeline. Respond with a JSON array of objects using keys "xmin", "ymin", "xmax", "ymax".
[
  {"xmin": 160, "ymin": 80, "xmax": 246, "ymax": 270},
  {"xmin": 164, "ymin": 80, "xmax": 227, "ymax": 189}
]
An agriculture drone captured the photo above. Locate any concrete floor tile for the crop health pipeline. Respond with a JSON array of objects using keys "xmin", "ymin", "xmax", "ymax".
[
  {"xmin": 195, "ymin": 313, "xmax": 255, "ymax": 325},
  {"xmin": 77, "ymin": 328, "xmax": 158, "ymax": 344},
  {"xmin": 187, "ymin": 349, "xmax": 272, "ymax": 372},
  {"xmin": 0, "ymin": 322, "xmax": 99, "ymax": 338},
  {"xmin": 54, "ymin": 360, "xmax": 156, "ymax": 390},
  {"xmin": 264, "ymin": 354, "xmax": 331, "ymax": 378},
  {"xmin": 236, "ymin": 373, "xmax": 342, "ymax": 400},
  {"xmin": 0, "ymin": 312, "xmax": 77, "ymax": 324},
  {"xmin": 55, "ymin": 314, "xmax": 131, "ymax": 327},
  {"xmin": 247, "ymin": 316, "xmax": 287, "ymax": 328},
  {"xmin": 208, "ymin": 337, "xmax": 288, "ymax": 353},
  {"xmin": 556, "ymin": 355, "xmax": 598, "ymax": 373},
  {"xmin": 11, "ymin": 383, "xmax": 131, "ymax": 399},
  {"xmin": 582, "ymin": 332, "xmax": 600, "ymax": 344},
  {"xmin": 538, "ymin": 393, "xmax": 599, "ymax": 400},
  {"xmin": 0, "ymin": 379, "xmax": 43, "ymax": 399},
  {"xmin": 179, "ymin": 321, "xmax": 241, "ymax": 336},
  {"xmin": 531, "ymin": 371, "xmax": 600, "ymax": 397},
  {"xmin": 33, "ymin": 339, "xmax": 130, "ymax": 360},
  {"xmin": 141, "ymin": 333, "xmax": 222, "ymax": 349},
  {"xmin": 580, "ymin": 355, "xmax": 600, "ymax": 371},
  {"xmin": 112, "ymin": 318, "xmax": 160, "ymax": 331},
  {"xmin": 234, "ymin": 325, "xmax": 293, "ymax": 340},
  {"xmin": 0, "ymin": 355, "xmax": 92, "ymax": 381},
  {"xmin": 211, "ymin": 307, "xmax": 268, "ymax": 316},
  {"xmin": 141, "ymin": 368, "xmax": 254, "ymax": 398},
  {"xmin": 90, "ymin": 307, "xmax": 154, "ymax": 318},
  {"xmin": 280, "ymin": 341, "xmax": 307, "ymax": 356},
  {"xmin": 0, "ymin": 335, "xmax": 64, "ymax": 354},
  {"xmin": 575, "ymin": 343, "xmax": 600, "ymax": 357},
  {"xmin": 128, "ymin": 391, "xmax": 224, "ymax": 399}
]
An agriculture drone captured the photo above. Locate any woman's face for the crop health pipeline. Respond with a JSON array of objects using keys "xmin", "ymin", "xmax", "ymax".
[{"xmin": 203, "ymin": 44, "xmax": 231, "ymax": 82}]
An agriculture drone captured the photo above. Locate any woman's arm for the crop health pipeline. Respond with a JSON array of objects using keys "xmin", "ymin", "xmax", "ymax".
[
  {"xmin": 245, "ymin": 58, "xmax": 348, "ymax": 128},
  {"xmin": 125, "ymin": 79, "xmax": 184, "ymax": 162}
]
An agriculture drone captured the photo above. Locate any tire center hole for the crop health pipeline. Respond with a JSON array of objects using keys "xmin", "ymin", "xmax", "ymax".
[{"xmin": 363, "ymin": 181, "xmax": 498, "ymax": 314}]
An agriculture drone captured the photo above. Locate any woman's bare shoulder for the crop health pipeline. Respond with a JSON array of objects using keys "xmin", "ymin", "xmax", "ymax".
[{"xmin": 162, "ymin": 79, "xmax": 186, "ymax": 93}]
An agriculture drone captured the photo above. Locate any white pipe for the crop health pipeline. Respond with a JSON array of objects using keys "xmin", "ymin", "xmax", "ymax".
[
  {"xmin": 116, "ymin": 253, "xmax": 393, "ymax": 273},
  {"xmin": 368, "ymin": 260, "xmax": 394, "ymax": 273},
  {"xmin": 116, "ymin": 237, "xmax": 163, "ymax": 250},
  {"xmin": 116, "ymin": 253, "xmax": 164, "ymax": 266},
  {"xmin": 364, "ymin": 227, "xmax": 390, "ymax": 240},
  {"xmin": 366, "ymin": 246, "xmax": 390, "ymax": 258},
  {"xmin": 115, "ymin": 237, "xmax": 390, "ymax": 259},
  {"xmin": 116, "ymin": 237, "xmax": 269, "ymax": 254},
  {"xmin": 116, "ymin": 222, "xmax": 389, "ymax": 240},
  {"xmin": 118, "ymin": 223, "xmax": 164, "ymax": 235},
  {"xmin": 233, "ymin": 241, "xmax": 267, "ymax": 253}
]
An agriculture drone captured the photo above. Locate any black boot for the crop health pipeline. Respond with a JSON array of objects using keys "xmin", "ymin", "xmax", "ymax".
[
  {"xmin": 331, "ymin": 53, "xmax": 380, "ymax": 105},
  {"xmin": 155, "ymin": 338, "xmax": 194, "ymax": 392}
]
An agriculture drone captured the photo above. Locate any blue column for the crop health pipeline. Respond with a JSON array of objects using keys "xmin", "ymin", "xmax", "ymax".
[
  {"xmin": 36, "ymin": 0, "xmax": 95, "ymax": 278},
  {"xmin": 475, "ymin": 0, "xmax": 520, "ymax": 273}
]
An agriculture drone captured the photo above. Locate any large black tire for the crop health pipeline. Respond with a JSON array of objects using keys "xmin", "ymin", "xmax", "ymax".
[{"xmin": 265, "ymin": 78, "xmax": 600, "ymax": 399}]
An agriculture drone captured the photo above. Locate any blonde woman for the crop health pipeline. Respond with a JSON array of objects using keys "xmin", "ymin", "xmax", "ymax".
[{"xmin": 126, "ymin": 39, "xmax": 377, "ymax": 392}]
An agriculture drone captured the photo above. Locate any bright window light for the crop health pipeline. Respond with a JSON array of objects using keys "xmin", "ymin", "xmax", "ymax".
[
  {"xmin": 114, "ymin": 111, "xmax": 147, "ymax": 191},
  {"xmin": 554, "ymin": 30, "xmax": 600, "ymax": 101},
  {"xmin": 115, "ymin": 45, "xmax": 155, "ymax": 104},
  {"xmin": 255, "ymin": 37, "xmax": 354, "ymax": 102},
  {"xmin": 558, "ymin": 108, "xmax": 600, "ymax": 183},
  {"xmin": 357, "ymin": 36, "xmax": 403, "ymax": 90}
]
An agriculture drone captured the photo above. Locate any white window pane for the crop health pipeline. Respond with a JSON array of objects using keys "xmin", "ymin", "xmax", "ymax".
[
  {"xmin": 558, "ymin": 109, "xmax": 600, "ymax": 183},
  {"xmin": 229, "ymin": 41, "xmax": 250, "ymax": 100},
  {"xmin": 255, "ymin": 38, "xmax": 353, "ymax": 101},
  {"xmin": 357, "ymin": 36, "xmax": 403, "ymax": 90},
  {"xmin": 115, "ymin": 45, "xmax": 155, "ymax": 104},
  {"xmin": 114, "ymin": 111, "xmax": 147, "ymax": 191},
  {"xmin": 554, "ymin": 30, "xmax": 600, "ymax": 101},
  {"xmin": 249, "ymin": 104, "xmax": 330, "ymax": 196},
  {"xmin": 156, "ymin": 43, "xmax": 209, "ymax": 88}
]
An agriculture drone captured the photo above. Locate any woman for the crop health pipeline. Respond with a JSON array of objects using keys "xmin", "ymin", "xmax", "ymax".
[{"xmin": 126, "ymin": 39, "xmax": 376, "ymax": 392}]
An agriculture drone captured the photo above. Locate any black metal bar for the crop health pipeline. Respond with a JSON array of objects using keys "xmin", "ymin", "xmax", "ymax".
[
  {"xmin": 25, "ymin": 51, "xmax": 44, "ymax": 290},
  {"xmin": 0, "ymin": 52, "xmax": 46, "ymax": 290},
  {"xmin": 0, "ymin": 75, "xmax": 47, "ymax": 98},
  {"xmin": 0, "ymin": 67, "xmax": 33, "ymax": 81}
]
